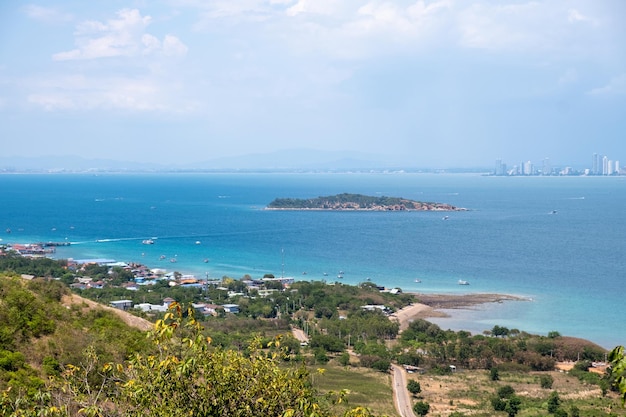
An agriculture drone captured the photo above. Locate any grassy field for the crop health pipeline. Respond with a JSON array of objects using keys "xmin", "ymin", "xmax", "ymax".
[
  {"xmin": 311, "ymin": 359, "xmax": 626, "ymax": 417},
  {"xmin": 310, "ymin": 364, "xmax": 397, "ymax": 416}
]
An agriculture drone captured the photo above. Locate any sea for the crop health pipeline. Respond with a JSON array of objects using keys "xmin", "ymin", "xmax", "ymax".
[{"xmin": 1, "ymin": 172, "xmax": 624, "ymax": 350}]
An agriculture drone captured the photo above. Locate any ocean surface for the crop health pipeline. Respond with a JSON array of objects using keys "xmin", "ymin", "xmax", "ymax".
[{"xmin": 1, "ymin": 173, "xmax": 624, "ymax": 349}]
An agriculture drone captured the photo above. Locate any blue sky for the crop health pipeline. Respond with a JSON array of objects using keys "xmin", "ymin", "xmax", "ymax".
[{"xmin": 1, "ymin": 1, "xmax": 625, "ymax": 168}]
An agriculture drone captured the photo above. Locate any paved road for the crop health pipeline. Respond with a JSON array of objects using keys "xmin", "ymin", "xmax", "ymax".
[{"xmin": 391, "ymin": 364, "xmax": 416, "ymax": 417}]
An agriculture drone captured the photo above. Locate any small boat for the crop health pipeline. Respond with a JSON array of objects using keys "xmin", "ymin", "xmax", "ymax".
[
  {"xmin": 442, "ymin": 215, "xmax": 449, "ymax": 220},
  {"xmin": 159, "ymin": 255, "xmax": 166, "ymax": 260},
  {"xmin": 323, "ymin": 272, "xmax": 328, "ymax": 276},
  {"xmin": 550, "ymin": 210, "xmax": 558, "ymax": 214},
  {"xmin": 6, "ymin": 228, "xmax": 11, "ymax": 234},
  {"xmin": 337, "ymin": 274, "xmax": 344, "ymax": 279},
  {"xmin": 195, "ymin": 240, "xmax": 201, "ymax": 245},
  {"xmin": 203, "ymin": 258, "xmax": 209, "ymax": 263},
  {"xmin": 414, "ymin": 279, "xmax": 422, "ymax": 283},
  {"xmin": 170, "ymin": 258, "xmax": 177, "ymax": 263},
  {"xmin": 458, "ymin": 279, "xmax": 469, "ymax": 285},
  {"xmin": 142, "ymin": 239, "xmax": 154, "ymax": 245}
]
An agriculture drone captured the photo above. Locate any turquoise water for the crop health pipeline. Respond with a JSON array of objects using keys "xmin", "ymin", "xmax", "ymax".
[{"xmin": 1, "ymin": 173, "xmax": 624, "ymax": 349}]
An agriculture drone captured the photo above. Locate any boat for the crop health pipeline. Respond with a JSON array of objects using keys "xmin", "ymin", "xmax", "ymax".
[
  {"xmin": 550, "ymin": 210, "xmax": 558, "ymax": 214},
  {"xmin": 203, "ymin": 258, "xmax": 209, "ymax": 263},
  {"xmin": 414, "ymin": 279, "xmax": 422, "ymax": 283},
  {"xmin": 442, "ymin": 215, "xmax": 449, "ymax": 220},
  {"xmin": 159, "ymin": 255, "xmax": 166, "ymax": 260},
  {"xmin": 195, "ymin": 240, "xmax": 201, "ymax": 245},
  {"xmin": 458, "ymin": 279, "xmax": 469, "ymax": 285},
  {"xmin": 142, "ymin": 239, "xmax": 154, "ymax": 245},
  {"xmin": 337, "ymin": 274, "xmax": 344, "ymax": 279},
  {"xmin": 170, "ymin": 258, "xmax": 177, "ymax": 263}
]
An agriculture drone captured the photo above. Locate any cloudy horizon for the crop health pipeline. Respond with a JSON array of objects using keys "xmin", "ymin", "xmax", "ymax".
[{"xmin": 1, "ymin": 1, "xmax": 624, "ymax": 168}]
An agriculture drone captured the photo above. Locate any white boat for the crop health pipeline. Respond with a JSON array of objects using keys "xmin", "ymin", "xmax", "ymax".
[
  {"xmin": 195, "ymin": 240, "xmax": 201, "ymax": 245},
  {"xmin": 142, "ymin": 239, "xmax": 154, "ymax": 245},
  {"xmin": 458, "ymin": 279, "xmax": 469, "ymax": 285},
  {"xmin": 414, "ymin": 279, "xmax": 422, "ymax": 283}
]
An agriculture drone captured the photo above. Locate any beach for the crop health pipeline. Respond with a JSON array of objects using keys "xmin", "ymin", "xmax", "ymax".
[{"xmin": 393, "ymin": 293, "xmax": 527, "ymax": 332}]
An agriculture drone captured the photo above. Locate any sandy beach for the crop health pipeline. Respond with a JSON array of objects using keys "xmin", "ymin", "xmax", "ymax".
[{"xmin": 392, "ymin": 293, "xmax": 526, "ymax": 332}]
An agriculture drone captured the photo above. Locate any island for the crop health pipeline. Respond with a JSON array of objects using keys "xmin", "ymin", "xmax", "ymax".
[{"xmin": 266, "ymin": 193, "xmax": 466, "ymax": 211}]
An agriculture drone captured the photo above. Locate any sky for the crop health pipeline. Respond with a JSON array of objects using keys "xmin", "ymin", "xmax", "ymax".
[{"xmin": 0, "ymin": 0, "xmax": 625, "ymax": 168}]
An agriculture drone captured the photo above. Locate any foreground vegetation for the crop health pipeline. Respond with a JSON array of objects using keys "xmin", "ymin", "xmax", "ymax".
[{"xmin": 1, "ymin": 255, "xmax": 625, "ymax": 416}]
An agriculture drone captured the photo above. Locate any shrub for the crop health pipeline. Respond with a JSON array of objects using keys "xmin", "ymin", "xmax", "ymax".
[
  {"xmin": 540, "ymin": 374, "xmax": 554, "ymax": 389},
  {"xmin": 413, "ymin": 401, "xmax": 430, "ymax": 416}
]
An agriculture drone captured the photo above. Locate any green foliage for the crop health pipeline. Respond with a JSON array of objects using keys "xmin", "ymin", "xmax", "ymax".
[
  {"xmin": 407, "ymin": 379, "xmax": 421, "ymax": 395},
  {"xmin": 492, "ymin": 325, "xmax": 510, "ymax": 337},
  {"xmin": 492, "ymin": 385, "xmax": 521, "ymax": 416},
  {"xmin": 4, "ymin": 303, "xmax": 379, "ymax": 417},
  {"xmin": 609, "ymin": 345, "xmax": 626, "ymax": 405},
  {"xmin": 413, "ymin": 401, "xmax": 430, "ymax": 416},
  {"xmin": 337, "ymin": 352, "xmax": 350, "ymax": 367},
  {"xmin": 497, "ymin": 385, "xmax": 515, "ymax": 399},
  {"xmin": 0, "ymin": 254, "xmax": 68, "ymax": 278},
  {"xmin": 267, "ymin": 193, "xmax": 440, "ymax": 210},
  {"xmin": 490, "ymin": 367, "xmax": 500, "ymax": 381},
  {"xmin": 540, "ymin": 374, "xmax": 554, "ymax": 389},
  {"xmin": 547, "ymin": 391, "xmax": 561, "ymax": 413},
  {"xmin": 504, "ymin": 395, "xmax": 522, "ymax": 417}
]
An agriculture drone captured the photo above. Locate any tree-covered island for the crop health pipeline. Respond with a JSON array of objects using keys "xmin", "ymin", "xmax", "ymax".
[{"xmin": 266, "ymin": 193, "xmax": 466, "ymax": 211}]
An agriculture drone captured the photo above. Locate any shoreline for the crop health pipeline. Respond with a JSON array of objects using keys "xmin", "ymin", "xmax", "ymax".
[{"xmin": 393, "ymin": 293, "xmax": 528, "ymax": 332}]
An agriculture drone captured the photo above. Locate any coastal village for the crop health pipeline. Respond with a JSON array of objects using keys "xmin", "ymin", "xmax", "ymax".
[
  {"xmin": 1, "ymin": 240, "xmax": 625, "ymax": 416},
  {"xmin": 1, "ymin": 240, "xmax": 402, "ymax": 320}
]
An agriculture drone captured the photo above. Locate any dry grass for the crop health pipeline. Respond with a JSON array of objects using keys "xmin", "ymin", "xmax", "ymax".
[{"xmin": 406, "ymin": 368, "xmax": 626, "ymax": 417}]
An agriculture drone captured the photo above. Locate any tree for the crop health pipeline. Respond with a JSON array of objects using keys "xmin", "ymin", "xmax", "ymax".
[
  {"xmin": 504, "ymin": 395, "xmax": 522, "ymax": 417},
  {"xmin": 407, "ymin": 380, "xmax": 421, "ymax": 396},
  {"xmin": 609, "ymin": 345, "xmax": 626, "ymax": 405},
  {"xmin": 492, "ymin": 385, "xmax": 521, "ymax": 415},
  {"xmin": 413, "ymin": 401, "xmax": 430, "ymax": 416},
  {"xmin": 492, "ymin": 325, "xmax": 510, "ymax": 338},
  {"xmin": 11, "ymin": 303, "xmax": 377, "ymax": 417},
  {"xmin": 547, "ymin": 391, "xmax": 561, "ymax": 414},
  {"xmin": 490, "ymin": 367, "xmax": 500, "ymax": 381}
]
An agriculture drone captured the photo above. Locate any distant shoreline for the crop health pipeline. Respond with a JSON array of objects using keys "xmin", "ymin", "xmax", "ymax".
[{"xmin": 393, "ymin": 293, "xmax": 528, "ymax": 332}]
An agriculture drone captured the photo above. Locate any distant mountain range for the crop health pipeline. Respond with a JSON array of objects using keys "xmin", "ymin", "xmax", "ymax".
[{"xmin": 0, "ymin": 150, "xmax": 487, "ymax": 173}]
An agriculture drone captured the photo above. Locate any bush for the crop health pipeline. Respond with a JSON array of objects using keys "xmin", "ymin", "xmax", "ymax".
[
  {"xmin": 540, "ymin": 374, "xmax": 554, "ymax": 389},
  {"xmin": 413, "ymin": 401, "xmax": 430, "ymax": 416},
  {"xmin": 407, "ymin": 380, "xmax": 421, "ymax": 395}
]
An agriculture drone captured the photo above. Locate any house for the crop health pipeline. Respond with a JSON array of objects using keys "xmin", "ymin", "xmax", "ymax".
[
  {"xmin": 110, "ymin": 300, "xmax": 133, "ymax": 311},
  {"xmin": 221, "ymin": 304, "xmax": 240, "ymax": 314},
  {"xmin": 135, "ymin": 303, "xmax": 168, "ymax": 313}
]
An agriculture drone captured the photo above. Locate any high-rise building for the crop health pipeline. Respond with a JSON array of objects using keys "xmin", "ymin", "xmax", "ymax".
[
  {"xmin": 523, "ymin": 160, "xmax": 533, "ymax": 175},
  {"xmin": 592, "ymin": 153, "xmax": 599, "ymax": 174},
  {"xmin": 542, "ymin": 158, "xmax": 551, "ymax": 175},
  {"xmin": 603, "ymin": 156, "xmax": 609, "ymax": 175}
]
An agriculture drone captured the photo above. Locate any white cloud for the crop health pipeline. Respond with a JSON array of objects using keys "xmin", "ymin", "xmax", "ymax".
[
  {"xmin": 588, "ymin": 73, "xmax": 626, "ymax": 96},
  {"xmin": 567, "ymin": 8, "xmax": 592, "ymax": 24},
  {"xmin": 53, "ymin": 8, "xmax": 187, "ymax": 60},
  {"xmin": 26, "ymin": 74, "xmax": 195, "ymax": 112},
  {"xmin": 23, "ymin": 4, "xmax": 73, "ymax": 23}
]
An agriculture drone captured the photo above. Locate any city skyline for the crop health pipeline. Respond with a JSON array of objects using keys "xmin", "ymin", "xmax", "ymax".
[
  {"xmin": 494, "ymin": 152, "xmax": 622, "ymax": 176},
  {"xmin": 1, "ymin": 1, "xmax": 625, "ymax": 168}
]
